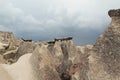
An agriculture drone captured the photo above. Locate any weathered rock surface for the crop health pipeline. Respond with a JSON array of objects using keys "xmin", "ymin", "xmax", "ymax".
[
  {"xmin": 14, "ymin": 42, "xmax": 36, "ymax": 61},
  {"xmin": 108, "ymin": 9, "xmax": 120, "ymax": 17},
  {"xmin": 0, "ymin": 31, "xmax": 21, "ymax": 64},
  {"xmin": 0, "ymin": 31, "xmax": 37, "ymax": 63},
  {"xmin": 0, "ymin": 31, "xmax": 20, "ymax": 50},
  {"xmin": 89, "ymin": 8, "xmax": 120, "ymax": 80},
  {"xmin": 0, "ymin": 8, "xmax": 120, "ymax": 80},
  {"xmin": 30, "ymin": 44, "xmax": 61, "ymax": 80}
]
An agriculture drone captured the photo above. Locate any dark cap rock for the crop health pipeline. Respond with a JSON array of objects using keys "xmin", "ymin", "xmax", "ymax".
[{"xmin": 108, "ymin": 9, "xmax": 120, "ymax": 17}]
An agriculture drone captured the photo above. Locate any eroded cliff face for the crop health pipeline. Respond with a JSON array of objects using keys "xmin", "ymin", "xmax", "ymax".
[
  {"xmin": 89, "ymin": 9, "xmax": 120, "ymax": 80},
  {"xmin": 30, "ymin": 39, "xmax": 92, "ymax": 80},
  {"xmin": 0, "ymin": 31, "xmax": 20, "ymax": 50},
  {"xmin": 0, "ymin": 9, "xmax": 120, "ymax": 80},
  {"xmin": 0, "ymin": 31, "xmax": 19, "ymax": 64}
]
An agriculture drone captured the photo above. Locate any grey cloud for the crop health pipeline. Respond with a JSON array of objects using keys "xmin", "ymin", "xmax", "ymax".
[
  {"xmin": 0, "ymin": 0, "xmax": 42, "ymax": 30},
  {"xmin": 0, "ymin": 0, "xmax": 120, "ymax": 45}
]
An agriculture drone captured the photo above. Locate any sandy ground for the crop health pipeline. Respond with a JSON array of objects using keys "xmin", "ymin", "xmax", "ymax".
[
  {"xmin": 0, "ymin": 53, "xmax": 33, "ymax": 80},
  {"xmin": 0, "ymin": 66, "xmax": 13, "ymax": 80}
]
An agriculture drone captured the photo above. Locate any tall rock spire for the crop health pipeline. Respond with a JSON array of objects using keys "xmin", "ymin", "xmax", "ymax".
[
  {"xmin": 93, "ymin": 9, "xmax": 120, "ymax": 79},
  {"xmin": 95, "ymin": 9, "xmax": 120, "ymax": 51}
]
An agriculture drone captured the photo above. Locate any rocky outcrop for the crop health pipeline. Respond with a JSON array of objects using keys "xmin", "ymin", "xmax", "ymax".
[
  {"xmin": 88, "ymin": 9, "xmax": 120, "ymax": 80},
  {"xmin": 108, "ymin": 9, "xmax": 120, "ymax": 17},
  {"xmin": 0, "ymin": 31, "xmax": 20, "ymax": 50},
  {"xmin": 0, "ymin": 31, "xmax": 14, "ymax": 43},
  {"xmin": 47, "ymin": 38, "xmax": 92, "ymax": 80},
  {"xmin": 0, "ymin": 31, "xmax": 21, "ymax": 64},
  {"xmin": 30, "ymin": 44, "xmax": 61, "ymax": 80},
  {"xmin": 14, "ymin": 42, "xmax": 36, "ymax": 61},
  {"xmin": 0, "ymin": 31, "xmax": 36, "ymax": 64}
]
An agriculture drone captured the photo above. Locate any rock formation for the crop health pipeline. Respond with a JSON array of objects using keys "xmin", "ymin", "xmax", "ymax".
[
  {"xmin": 89, "ymin": 8, "xmax": 120, "ymax": 80},
  {"xmin": 0, "ymin": 8, "xmax": 120, "ymax": 80},
  {"xmin": 108, "ymin": 9, "xmax": 120, "ymax": 17},
  {"xmin": 0, "ymin": 31, "xmax": 36, "ymax": 64},
  {"xmin": 14, "ymin": 41, "xmax": 36, "ymax": 61},
  {"xmin": 0, "ymin": 31, "xmax": 20, "ymax": 50}
]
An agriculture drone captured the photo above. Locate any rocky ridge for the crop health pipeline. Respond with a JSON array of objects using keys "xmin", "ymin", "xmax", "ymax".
[{"xmin": 0, "ymin": 9, "xmax": 120, "ymax": 80}]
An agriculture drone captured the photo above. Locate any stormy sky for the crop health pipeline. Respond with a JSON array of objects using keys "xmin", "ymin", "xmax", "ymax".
[{"xmin": 0, "ymin": 0, "xmax": 120, "ymax": 45}]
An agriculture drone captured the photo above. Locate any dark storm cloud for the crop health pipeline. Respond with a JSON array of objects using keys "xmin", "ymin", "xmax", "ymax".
[{"xmin": 0, "ymin": 0, "xmax": 120, "ymax": 45}]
